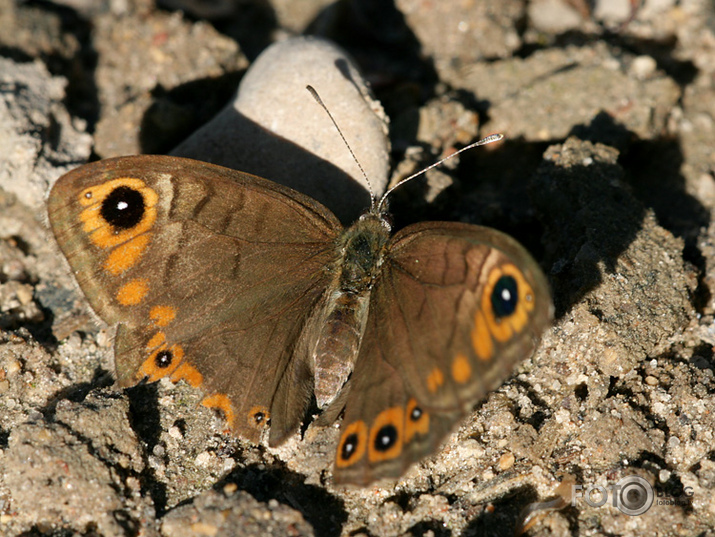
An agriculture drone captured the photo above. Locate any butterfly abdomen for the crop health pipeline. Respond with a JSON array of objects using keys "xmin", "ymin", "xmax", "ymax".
[{"xmin": 311, "ymin": 290, "xmax": 370, "ymax": 408}]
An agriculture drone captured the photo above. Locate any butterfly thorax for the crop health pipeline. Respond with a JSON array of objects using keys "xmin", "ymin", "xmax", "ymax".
[
  {"xmin": 338, "ymin": 212, "xmax": 391, "ymax": 294},
  {"xmin": 310, "ymin": 212, "xmax": 391, "ymax": 408}
]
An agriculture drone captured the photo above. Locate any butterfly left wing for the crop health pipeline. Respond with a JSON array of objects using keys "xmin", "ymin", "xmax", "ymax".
[
  {"xmin": 333, "ymin": 221, "xmax": 552, "ymax": 485},
  {"xmin": 47, "ymin": 155, "xmax": 344, "ymax": 444}
]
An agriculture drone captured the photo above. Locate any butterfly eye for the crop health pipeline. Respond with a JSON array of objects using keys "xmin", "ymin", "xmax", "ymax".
[
  {"xmin": 101, "ymin": 186, "xmax": 146, "ymax": 230},
  {"xmin": 155, "ymin": 350, "xmax": 173, "ymax": 368},
  {"xmin": 490, "ymin": 275, "xmax": 518, "ymax": 319}
]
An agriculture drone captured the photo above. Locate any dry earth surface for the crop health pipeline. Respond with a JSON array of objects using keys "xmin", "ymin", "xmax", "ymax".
[{"xmin": 1, "ymin": 0, "xmax": 715, "ymax": 536}]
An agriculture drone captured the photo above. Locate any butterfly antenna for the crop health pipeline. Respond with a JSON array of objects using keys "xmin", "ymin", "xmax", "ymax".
[
  {"xmin": 306, "ymin": 85, "xmax": 378, "ymax": 209},
  {"xmin": 376, "ymin": 133, "xmax": 504, "ymax": 213}
]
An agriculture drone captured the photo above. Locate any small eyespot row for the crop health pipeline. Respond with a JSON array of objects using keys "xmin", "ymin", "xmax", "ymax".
[{"xmin": 337, "ymin": 398, "xmax": 430, "ymax": 468}]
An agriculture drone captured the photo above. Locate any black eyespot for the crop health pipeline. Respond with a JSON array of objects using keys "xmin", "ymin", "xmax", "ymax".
[
  {"xmin": 410, "ymin": 406, "xmax": 423, "ymax": 421},
  {"xmin": 374, "ymin": 424, "xmax": 398, "ymax": 452},
  {"xmin": 341, "ymin": 433, "xmax": 359, "ymax": 461},
  {"xmin": 155, "ymin": 350, "xmax": 173, "ymax": 368},
  {"xmin": 491, "ymin": 275, "xmax": 518, "ymax": 319},
  {"xmin": 253, "ymin": 412, "xmax": 265, "ymax": 424},
  {"xmin": 100, "ymin": 186, "xmax": 145, "ymax": 230}
]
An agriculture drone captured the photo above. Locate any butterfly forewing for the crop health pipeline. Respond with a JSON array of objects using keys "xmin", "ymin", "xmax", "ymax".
[{"xmin": 333, "ymin": 221, "xmax": 551, "ymax": 485}]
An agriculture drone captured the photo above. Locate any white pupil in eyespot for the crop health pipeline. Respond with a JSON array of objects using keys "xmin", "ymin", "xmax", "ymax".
[
  {"xmin": 117, "ymin": 201, "xmax": 129, "ymax": 211},
  {"xmin": 500, "ymin": 288, "xmax": 512, "ymax": 302}
]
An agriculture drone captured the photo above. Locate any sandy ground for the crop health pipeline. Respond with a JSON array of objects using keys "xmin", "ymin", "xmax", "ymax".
[{"xmin": 1, "ymin": 0, "xmax": 715, "ymax": 535}]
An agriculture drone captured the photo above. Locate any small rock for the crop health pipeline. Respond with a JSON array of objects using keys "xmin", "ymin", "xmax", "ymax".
[
  {"xmin": 498, "ymin": 452, "xmax": 516, "ymax": 471},
  {"xmin": 630, "ymin": 55, "xmax": 658, "ymax": 80},
  {"xmin": 161, "ymin": 487, "xmax": 314, "ymax": 537},
  {"xmin": 528, "ymin": 0, "xmax": 584, "ymax": 33},
  {"xmin": 172, "ymin": 36, "xmax": 390, "ymax": 224}
]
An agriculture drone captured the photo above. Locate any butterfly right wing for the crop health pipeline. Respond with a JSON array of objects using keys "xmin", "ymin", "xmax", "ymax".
[{"xmin": 332, "ymin": 222, "xmax": 552, "ymax": 485}]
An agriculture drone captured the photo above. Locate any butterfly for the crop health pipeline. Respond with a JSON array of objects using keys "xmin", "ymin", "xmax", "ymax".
[{"xmin": 47, "ymin": 131, "xmax": 551, "ymax": 486}]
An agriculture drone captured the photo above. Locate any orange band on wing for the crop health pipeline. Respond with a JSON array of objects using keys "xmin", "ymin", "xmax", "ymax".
[
  {"xmin": 202, "ymin": 393, "xmax": 236, "ymax": 429},
  {"xmin": 471, "ymin": 309, "xmax": 494, "ymax": 361},
  {"xmin": 426, "ymin": 367, "xmax": 445, "ymax": 394},
  {"xmin": 170, "ymin": 358, "xmax": 203, "ymax": 387},
  {"xmin": 150, "ymin": 305, "xmax": 177, "ymax": 327},
  {"xmin": 451, "ymin": 353, "xmax": 472, "ymax": 384},
  {"xmin": 104, "ymin": 234, "xmax": 151, "ymax": 275},
  {"xmin": 116, "ymin": 278, "xmax": 149, "ymax": 306},
  {"xmin": 146, "ymin": 331, "xmax": 166, "ymax": 350}
]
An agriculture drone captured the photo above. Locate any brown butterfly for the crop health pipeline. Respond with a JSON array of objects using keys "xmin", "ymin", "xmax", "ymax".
[{"xmin": 47, "ymin": 136, "xmax": 551, "ymax": 485}]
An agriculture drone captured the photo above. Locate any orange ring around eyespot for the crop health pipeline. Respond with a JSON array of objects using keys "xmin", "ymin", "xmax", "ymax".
[
  {"xmin": 482, "ymin": 266, "xmax": 512, "ymax": 342},
  {"xmin": 482, "ymin": 264, "xmax": 535, "ymax": 342},
  {"xmin": 138, "ymin": 340, "xmax": 183, "ymax": 382},
  {"xmin": 336, "ymin": 420, "xmax": 368, "ymax": 468},
  {"xmin": 247, "ymin": 405, "xmax": 270, "ymax": 429},
  {"xmin": 79, "ymin": 178, "xmax": 158, "ymax": 249},
  {"xmin": 80, "ymin": 178, "xmax": 148, "ymax": 207},
  {"xmin": 500, "ymin": 263, "xmax": 534, "ymax": 334},
  {"xmin": 404, "ymin": 398, "xmax": 429, "ymax": 443},
  {"xmin": 368, "ymin": 406, "xmax": 404, "ymax": 463}
]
